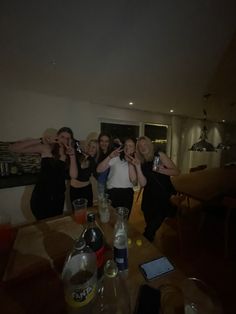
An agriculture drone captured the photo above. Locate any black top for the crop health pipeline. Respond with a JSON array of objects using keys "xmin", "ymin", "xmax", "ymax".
[
  {"xmin": 141, "ymin": 153, "xmax": 176, "ymax": 201},
  {"xmin": 33, "ymin": 157, "xmax": 66, "ymax": 196},
  {"xmin": 76, "ymin": 155, "xmax": 96, "ymax": 182}
]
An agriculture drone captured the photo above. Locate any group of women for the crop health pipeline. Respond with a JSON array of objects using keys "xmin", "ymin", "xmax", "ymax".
[{"xmin": 9, "ymin": 128, "xmax": 180, "ymax": 242}]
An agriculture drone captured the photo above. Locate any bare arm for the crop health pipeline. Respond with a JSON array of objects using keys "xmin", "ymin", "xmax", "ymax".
[
  {"xmin": 128, "ymin": 163, "xmax": 137, "ymax": 186},
  {"xmin": 9, "ymin": 138, "xmax": 42, "ymax": 153},
  {"xmin": 126, "ymin": 154, "xmax": 147, "ymax": 187},
  {"xmin": 65, "ymin": 141, "xmax": 78, "ymax": 179},
  {"xmin": 96, "ymin": 147, "xmax": 122, "ymax": 173},
  {"xmin": 157, "ymin": 152, "xmax": 180, "ymax": 176},
  {"xmin": 9, "ymin": 139, "xmax": 53, "ymax": 157}
]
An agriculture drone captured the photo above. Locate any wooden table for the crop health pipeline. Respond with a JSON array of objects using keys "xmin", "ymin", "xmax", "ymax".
[
  {"xmin": 0, "ymin": 209, "xmax": 187, "ymax": 314},
  {"xmin": 171, "ymin": 166, "xmax": 236, "ymax": 203}
]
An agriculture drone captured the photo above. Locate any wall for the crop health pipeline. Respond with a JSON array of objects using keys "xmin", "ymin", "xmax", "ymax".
[{"xmin": 0, "ymin": 87, "xmax": 225, "ymax": 224}]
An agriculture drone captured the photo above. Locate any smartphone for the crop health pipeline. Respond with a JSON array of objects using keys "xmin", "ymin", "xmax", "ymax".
[
  {"xmin": 134, "ymin": 284, "xmax": 161, "ymax": 314},
  {"xmin": 139, "ymin": 256, "xmax": 174, "ymax": 281}
]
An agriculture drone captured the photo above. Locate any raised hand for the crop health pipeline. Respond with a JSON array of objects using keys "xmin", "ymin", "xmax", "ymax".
[
  {"xmin": 109, "ymin": 146, "xmax": 123, "ymax": 159},
  {"xmin": 126, "ymin": 152, "xmax": 141, "ymax": 167},
  {"xmin": 64, "ymin": 139, "xmax": 76, "ymax": 157}
]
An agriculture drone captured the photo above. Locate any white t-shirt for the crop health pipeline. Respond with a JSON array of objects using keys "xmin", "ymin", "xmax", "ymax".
[{"xmin": 107, "ymin": 156, "xmax": 133, "ymax": 189}]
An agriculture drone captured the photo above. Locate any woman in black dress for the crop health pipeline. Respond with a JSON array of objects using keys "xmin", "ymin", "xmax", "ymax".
[
  {"xmin": 131, "ymin": 136, "xmax": 180, "ymax": 242},
  {"xmin": 9, "ymin": 127, "xmax": 76, "ymax": 220}
]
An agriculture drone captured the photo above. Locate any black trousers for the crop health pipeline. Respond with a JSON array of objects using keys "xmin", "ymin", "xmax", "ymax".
[
  {"xmin": 142, "ymin": 196, "xmax": 170, "ymax": 242},
  {"xmin": 70, "ymin": 184, "xmax": 93, "ymax": 209},
  {"xmin": 107, "ymin": 187, "xmax": 134, "ymax": 218}
]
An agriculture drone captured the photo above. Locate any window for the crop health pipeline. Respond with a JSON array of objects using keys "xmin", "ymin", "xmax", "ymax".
[
  {"xmin": 100, "ymin": 122, "xmax": 139, "ymax": 142},
  {"xmin": 144, "ymin": 124, "xmax": 168, "ymax": 152}
]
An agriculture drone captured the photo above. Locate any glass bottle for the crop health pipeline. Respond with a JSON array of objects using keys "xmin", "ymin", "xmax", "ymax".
[
  {"xmin": 113, "ymin": 207, "xmax": 129, "ymax": 272},
  {"xmin": 152, "ymin": 155, "xmax": 160, "ymax": 172},
  {"xmin": 61, "ymin": 238, "xmax": 97, "ymax": 314},
  {"xmin": 82, "ymin": 212, "xmax": 105, "ymax": 277},
  {"xmin": 92, "ymin": 259, "xmax": 131, "ymax": 313}
]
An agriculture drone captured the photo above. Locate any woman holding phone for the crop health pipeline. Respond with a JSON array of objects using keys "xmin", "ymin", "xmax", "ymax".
[{"xmin": 131, "ymin": 136, "xmax": 180, "ymax": 242}]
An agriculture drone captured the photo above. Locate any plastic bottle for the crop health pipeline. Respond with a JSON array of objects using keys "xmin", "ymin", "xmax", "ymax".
[
  {"xmin": 92, "ymin": 259, "xmax": 131, "ymax": 313},
  {"xmin": 82, "ymin": 212, "xmax": 105, "ymax": 277},
  {"xmin": 61, "ymin": 238, "xmax": 97, "ymax": 314},
  {"xmin": 113, "ymin": 207, "xmax": 129, "ymax": 272}
]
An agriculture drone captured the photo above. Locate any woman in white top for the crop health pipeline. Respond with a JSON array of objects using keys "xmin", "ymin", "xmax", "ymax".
[{"xmin": 96, "ymin": 137, "xmax": 137, "ymax": 217}]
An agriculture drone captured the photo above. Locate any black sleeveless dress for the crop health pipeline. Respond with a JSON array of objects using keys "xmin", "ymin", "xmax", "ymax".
[
  {"xmin": 141, "ymin": 154, "xmax": 176, "ymax": 242},
  {"xmin": 30, "ymin": 157, "xmax": 66, "ymax": 220}
]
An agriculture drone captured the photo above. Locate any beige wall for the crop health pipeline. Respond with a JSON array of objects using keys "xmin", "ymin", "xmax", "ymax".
[{"xmin": 0, "ymin": 87, "xmax": 225, "ymax": 224}]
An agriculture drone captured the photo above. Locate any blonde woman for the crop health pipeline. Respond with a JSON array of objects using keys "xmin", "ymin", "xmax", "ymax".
[
  {"xmin": 69, "ymin": 139, "xmax": 98, "ymax": 208},
  {"xmin": 130, "ymin": 136, "xmax": 180, "ymax": 242}
]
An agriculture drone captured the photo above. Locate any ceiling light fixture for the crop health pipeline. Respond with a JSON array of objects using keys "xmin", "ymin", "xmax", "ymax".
[
  {"xmin": 129, "ymin": 102, "xmax": 133, "ymax": 106},
  {"xmin": 189, "ymin": 94, "xmax": 216, "ymax": 152},
  {"xmin": 170, "ymin": 109, "xmax": 174, "ymax": 113}
]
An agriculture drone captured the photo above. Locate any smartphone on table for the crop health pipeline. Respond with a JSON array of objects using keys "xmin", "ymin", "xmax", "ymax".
[{"xmin": 139, "ymin": 256, "xmax": 175, "ymax": 281}]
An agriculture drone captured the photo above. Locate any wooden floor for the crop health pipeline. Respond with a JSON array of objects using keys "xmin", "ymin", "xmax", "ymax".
[{"xmin": 129, "ymin": 192, "xmax": 236, "ymax": 314}]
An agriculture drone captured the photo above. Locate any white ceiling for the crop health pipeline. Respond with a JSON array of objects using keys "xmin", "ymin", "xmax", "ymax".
[{"xmin": 1, "ymin": 0, "xmax": 236, "ymax": 123}]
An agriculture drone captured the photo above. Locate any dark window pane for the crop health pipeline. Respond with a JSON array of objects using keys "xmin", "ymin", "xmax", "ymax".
[
  {"xmin": 144, "ymin": 124, "xmax": 168, "ymax": 153},
  {"xmin": 101, "ymin": 123, "xmax": 139, "ymax": 143}
]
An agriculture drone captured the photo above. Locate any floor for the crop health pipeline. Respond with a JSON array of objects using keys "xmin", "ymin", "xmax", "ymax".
[{"xmin": 129, "ymin": 192, "xmax": 236, "ymax": 314}]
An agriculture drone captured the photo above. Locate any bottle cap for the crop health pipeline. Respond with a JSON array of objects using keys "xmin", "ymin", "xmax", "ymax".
[
  {"xmin": 74, "ymin": 238, "xmax": 86, "ymax": 250},
  {"xmin": 87, "ymin": 212, "xmax": 95, "ymax": 222},
  {"xmin": 136, "ymin": 239, "xmax": 142, "ymax": 246}
]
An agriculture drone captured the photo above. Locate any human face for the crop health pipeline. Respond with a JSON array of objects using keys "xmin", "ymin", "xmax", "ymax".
[
  {"xmin": 57, "ymin": 131, "xmax": 72, "ymax": 146},
  {"xmin": 124, "ymin": 139, "xmax": 135, "ymax": 156},
  {"xmin": 87, "ymin": 142, "xmax": 97, "ymax": 157},
  {"xmin": 99, "ymin": 136, "xmax": 110, "ymax": 153},
  {"xmin": 138, "ymin": 139, "xmax": 150, "ymax": 156}
]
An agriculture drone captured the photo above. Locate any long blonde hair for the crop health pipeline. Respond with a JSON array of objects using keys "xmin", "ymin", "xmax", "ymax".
[{"xmin": 136, "ymin": 136, "xmax": 154, "ymax": 163}]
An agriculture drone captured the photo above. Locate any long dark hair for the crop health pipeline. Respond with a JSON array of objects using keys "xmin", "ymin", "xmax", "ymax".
[
  {"xmin": 52, "ymin": 127, "xmax": 75, "ymax": 160},
  {"xmin": 57, "ymin": 127, "xmax": 74, "ymax": 139},
  {"xmin": 97, "ymin": 132, "xmax": 113, "ymax": 162}
]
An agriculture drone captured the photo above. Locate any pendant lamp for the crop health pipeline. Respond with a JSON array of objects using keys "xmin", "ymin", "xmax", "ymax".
[{"xmin": 189, "ymin": 94, "xmax": 216, "ymax": 152}]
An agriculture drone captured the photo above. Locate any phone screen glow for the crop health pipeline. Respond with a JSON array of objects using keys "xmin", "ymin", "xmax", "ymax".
[{"xmin": 140, "ymin": 256, "xmax": 174, "ymax": 280}]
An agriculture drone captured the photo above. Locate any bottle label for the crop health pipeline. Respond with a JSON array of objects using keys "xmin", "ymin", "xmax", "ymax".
[
  {"xmin": 65, "ymin": 277, "xmax": 97, "ymax": 308},
  {"xmin": 96, "ymin": 245, "xmax": 105, "ymax": 268},
  {"xmin": 114, "ymin": 246, "xmax": 128, "ymax": 271}
]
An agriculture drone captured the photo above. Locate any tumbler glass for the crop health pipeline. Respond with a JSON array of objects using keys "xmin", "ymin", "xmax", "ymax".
[{"xmin": 72, "ymin": 198, "xmax": 88, "ymax": 224}]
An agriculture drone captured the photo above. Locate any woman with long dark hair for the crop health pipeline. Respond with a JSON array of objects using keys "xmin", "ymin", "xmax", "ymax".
[
  {"xmin": 9, "ymin": 127, "xmax": 76, "ymax": 220},
  {"xmin": 96, "ymin": 132, "xmax": 113, "ymax": 193}
]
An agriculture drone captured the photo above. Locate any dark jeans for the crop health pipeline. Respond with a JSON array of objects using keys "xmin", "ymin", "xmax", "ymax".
[
  {"xmin": 107, "ymin": 187, "xmax": 134, "ymax": 218},
  {"xmin": 70, "ymin": 184, "xmax": 93, "ymax": 209}
]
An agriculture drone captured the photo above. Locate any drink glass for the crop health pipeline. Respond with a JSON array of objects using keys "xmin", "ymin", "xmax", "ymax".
[
  {"xmin": 0, "ymin": 212, "xmax": 14, "ymax": 252},
  {"xmin": 98, "ymin": 198, "xmax": 111, "ymax": 223},
  {"xmin": 116, "ymin": 207, "xmax": 129, "ymax": 221},
  {"xmin": 73, "ymin": 198, "xmax": 88, "ymax": 224},
  {"xmin": 182, "ymin": 277, "xmax": 222, "ymax": 314}
]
